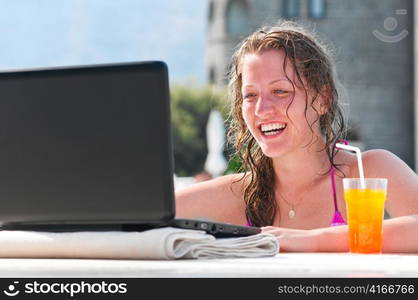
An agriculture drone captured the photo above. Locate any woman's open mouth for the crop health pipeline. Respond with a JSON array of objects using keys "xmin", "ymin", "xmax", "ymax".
[{"xmin": 260, "ymin": 122, "xmax": 287, "ymax": 137}]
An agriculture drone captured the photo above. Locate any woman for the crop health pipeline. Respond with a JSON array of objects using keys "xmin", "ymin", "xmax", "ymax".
[{"xmin": 176, "ymin": 21, "xmax": 418, "ymax": 253}]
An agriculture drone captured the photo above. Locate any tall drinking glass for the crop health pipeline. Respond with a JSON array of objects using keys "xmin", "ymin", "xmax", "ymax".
[{"xmin": 343, "ymin": 178, "xmax": 388, "ymax": 253}]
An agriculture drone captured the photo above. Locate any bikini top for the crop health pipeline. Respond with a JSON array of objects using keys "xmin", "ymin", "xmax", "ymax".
[
  {"xmin": 246, "ymin": 166, "xmax": 346, "ymax": 227},
  {"xmin": 329, "ymin": 165, "xmax": 346, "ymax": 226},
  {"xmin": 246, "ymin": 141, "xmax": 348, "ymax": 227}
]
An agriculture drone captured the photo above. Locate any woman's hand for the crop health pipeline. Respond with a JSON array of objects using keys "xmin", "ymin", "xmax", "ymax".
[
  {"xmin": 262, "ymin": 225, "xmax": 350, "ymax": 252},
  {"xmin": 261, "ymin": 226, "xmax": 322, "ymax": 252}
]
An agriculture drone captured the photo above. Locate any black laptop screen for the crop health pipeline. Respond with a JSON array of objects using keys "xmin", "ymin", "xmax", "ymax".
[{"xmin": 0, "ymin": 62, "xmax": 175, "ymax": 226}]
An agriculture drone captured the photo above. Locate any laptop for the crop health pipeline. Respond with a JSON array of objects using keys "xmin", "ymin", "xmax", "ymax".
[{"xmin": 0, "ymin": 61, "xmax": 260, "ymax": 238}]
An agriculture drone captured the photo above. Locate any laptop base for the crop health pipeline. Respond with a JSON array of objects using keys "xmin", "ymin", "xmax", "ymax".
[{"xmin": 0, "ymin": 219, "xmax": 261, "ymax": 238}]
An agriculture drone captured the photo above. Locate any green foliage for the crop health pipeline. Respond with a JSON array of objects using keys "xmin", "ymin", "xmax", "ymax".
[
  {"xmin": 223, "ymin": 153, "xmax": 243, "ymax": 175},
  {"xmin": 170, "ymin": 85, "xmax": 229, "ymax": 176}
]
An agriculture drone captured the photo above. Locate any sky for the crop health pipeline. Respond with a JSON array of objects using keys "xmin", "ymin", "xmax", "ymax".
[{"xmin": 0, "ymin": 0, "xmax": 208, "ymax": 84}]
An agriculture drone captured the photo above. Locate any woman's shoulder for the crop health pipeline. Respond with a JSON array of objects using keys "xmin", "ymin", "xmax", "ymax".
[
  {"xmin": 361, "ymin": 149, "xmax": 416, "ymax": 178},
  {"xmin": 363, "ymin": 149, "xmax": 418, "ymax": 216},
  {"xmin": 175, "ymin": 173, "xmax": 248, "ymax": 223},
  {"xmin": 342, "ymin": 149, "xmax": 417, "ymax": 217},
  {"xmin": 176, "ymin": 172, "xmax": 246, "ymax": 196},
  {"xmin": 362, "ymin": 149, "xmax": 418, "ymax": 193},
  {"xmin": 341, "ymin": 148, "xmax": 415, "ymax": 178}
]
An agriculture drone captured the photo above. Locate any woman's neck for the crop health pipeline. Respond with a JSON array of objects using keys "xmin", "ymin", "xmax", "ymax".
[{"xmin": 272, "ymin": 141, "xmax": 331, "ymax": 192}]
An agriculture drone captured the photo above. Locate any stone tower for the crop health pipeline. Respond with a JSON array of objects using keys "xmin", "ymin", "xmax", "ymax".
[{"xmin": 206, "ymin": 0, "xmax": 415, "ymax": 169}]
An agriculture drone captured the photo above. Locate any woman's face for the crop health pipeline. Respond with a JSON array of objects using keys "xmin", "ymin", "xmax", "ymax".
[{"xmin": 241, "ymin": 49, "xmax": 323, "ymax": 158}]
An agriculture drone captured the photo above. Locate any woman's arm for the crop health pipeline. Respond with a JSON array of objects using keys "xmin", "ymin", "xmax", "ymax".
[
  {"xmin": 175, "ymin": 173, "xmax": 246, "ymax": 224},
  {"xmin": 362, "ymin": 149, "xmax": 418, "ymax": 217},
  {"xmin": 262, "ymin": 215, "xmax": 418, "ymax": 253}
]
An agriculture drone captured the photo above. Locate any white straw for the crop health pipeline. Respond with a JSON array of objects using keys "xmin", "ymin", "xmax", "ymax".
[{"xmin": 335, "ymin": 143, "xmax": 366, "ymax": 189}]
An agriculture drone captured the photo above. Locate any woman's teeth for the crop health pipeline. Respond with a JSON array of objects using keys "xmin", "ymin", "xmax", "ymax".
[
  {"xmin": 265, "ymin": 131, "xmax": 281, "ymax": 136},
  {"xmin": 261, "ymin": 123, "xmax": 286, "ymax": 135}
]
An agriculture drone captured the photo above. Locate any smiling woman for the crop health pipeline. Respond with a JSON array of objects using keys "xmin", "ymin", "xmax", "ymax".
[
  {"xmin": 227, "ymin": 21, "xmax": 346, "ymax": 228},
  {"xmin": 175, "ymin": 20, "xmax": 418, "ymax": 253}
]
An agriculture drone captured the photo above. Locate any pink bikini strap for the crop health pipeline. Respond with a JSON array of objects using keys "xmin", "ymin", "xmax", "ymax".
[{"xmin": 330, "ymin": 139, "xmax": 347, "ymax": 226}]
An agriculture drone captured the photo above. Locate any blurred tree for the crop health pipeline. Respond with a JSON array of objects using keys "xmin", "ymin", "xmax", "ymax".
[
  {"xmin": 170, "ymin": 85, "xmax": 228, "ymax": 176},
  {"xmin": 223, "ymin": 153, "xmax": 243, "ymax": 175}
]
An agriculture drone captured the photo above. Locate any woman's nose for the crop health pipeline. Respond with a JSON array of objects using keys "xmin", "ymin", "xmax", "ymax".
[{"xmin": 255, "ymin": 95, "xmax": 275, "ymax": 117}]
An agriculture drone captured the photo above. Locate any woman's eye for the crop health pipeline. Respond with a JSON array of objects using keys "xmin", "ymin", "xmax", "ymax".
[
  {"xmin": 243, "ymin": 93, "xmax": 257, "ymax": 100},
  {"xmin": 273, "ymin": 89, "xmax": 288, "ymax": 96}
]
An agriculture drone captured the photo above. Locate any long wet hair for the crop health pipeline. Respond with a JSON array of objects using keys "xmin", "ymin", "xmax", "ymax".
[{"xmin": 227, "ymin": 20, "xmax": 347, "ymax": 227}]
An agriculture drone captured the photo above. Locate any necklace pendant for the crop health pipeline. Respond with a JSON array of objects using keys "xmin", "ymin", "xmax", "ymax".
[{"xmin": 288, "ymin": 209, "xmax": 296, "ymax": 219}]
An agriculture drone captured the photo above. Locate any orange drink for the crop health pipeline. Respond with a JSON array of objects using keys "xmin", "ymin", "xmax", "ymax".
[{"xmin": 343, "ymin": 178, "xmax": 387, "ymax": 253}]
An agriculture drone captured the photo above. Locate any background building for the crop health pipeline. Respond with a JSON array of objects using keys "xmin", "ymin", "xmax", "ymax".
[{"xmin": 206, "ymin": 0, "xmax": 416, "ymax": 170}]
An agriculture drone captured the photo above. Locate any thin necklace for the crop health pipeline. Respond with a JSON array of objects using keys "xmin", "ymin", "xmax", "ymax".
[
  {"xmin": 276, "ymin": 177, "xmax": 318, "ymax": 219},
  {"xmin": 277, "ymin": 192, "xmax": 301, "ymax": 219},
  {"xmin": 275, "ymin": 160, "xmax": 328, "ymax": 220}
]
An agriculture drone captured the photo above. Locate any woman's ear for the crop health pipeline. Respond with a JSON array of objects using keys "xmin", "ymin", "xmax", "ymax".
[
  {"xmin": 318, "ymin": 100, "xmax": 328, "ymax": 116},
  {"xmin": 318, "ymin": 85, "xmax": 331, "ymax": 116}
]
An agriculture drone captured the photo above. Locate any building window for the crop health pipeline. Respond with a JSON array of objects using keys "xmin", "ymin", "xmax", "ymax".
[
  {"xmin": 308, "ymin": 0, "xmax": 326, "ymax": 19},
  {"xmin": 208, "ymin": 1, "xmax": 215, "ymax": 23},
  {"xmin": 225, "ymin": 0, "xmax": 250, "ymax": 36},
  {"xmin": 283, "ymin": 0, "xmax": 300, "ymax": 19}
]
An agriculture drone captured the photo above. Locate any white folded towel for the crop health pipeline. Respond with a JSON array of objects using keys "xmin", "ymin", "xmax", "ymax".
[{"xmin": 0, "ymin": 227, "xmax": 278, "ymax": 259}]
